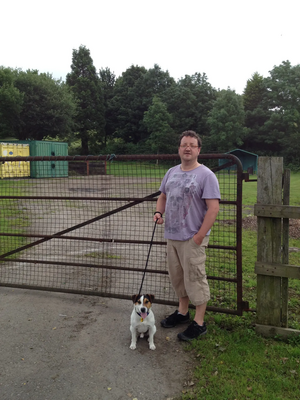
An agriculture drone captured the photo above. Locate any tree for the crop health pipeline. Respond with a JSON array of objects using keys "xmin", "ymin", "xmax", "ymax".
[
  {"xmin": 0, "ymin": 67, "xmax": 76, "ymax": 140},
  {"xmin": 143, "ymin": 95, "xmax": 176, "ymax": 154},
  {"xmin": 263, "ymin": 61, "xmax": 300, "ymax": 166},
  {"xmin": 243, "ymin": 72, "xmax": 266, "ymax": 112},
  {"xmin": 108, "ymin": 64, "xmax": 175, "ymax": 146},
  {"xmin": 165, "ymin": 73, "xmax": 216, "ymax": 137},
  {"xmin": 99, "ymin": 67, "xmax": 116, "ymax": 144},
  {"xmin": 103, "ymin": 65, "xmax": 146, "ymax": 145},
  {"xmin": 66, "ymin": 46, "xmax": 105, "ymax": 155},
  {"xmin": 0, "ymin": 67, "xmax": 23, "ymax": 138},
  {"xmin": 207, "ymin": 89, "xmax": 246, "ymax": 152},
  {"xmin": 242, "ymin": 72, "xmax": 269, "ymax": 153}
]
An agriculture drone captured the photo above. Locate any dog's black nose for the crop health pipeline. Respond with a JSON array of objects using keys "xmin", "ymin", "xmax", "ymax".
[{"xmin": 141, "ymin": 307, "xmax": 146, "ymax": 313}]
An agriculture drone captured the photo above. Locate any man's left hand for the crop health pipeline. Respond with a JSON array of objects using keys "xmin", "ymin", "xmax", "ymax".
[{"xmin": 192, "ymin": 234, "xmax": 204, "ymax": 246}]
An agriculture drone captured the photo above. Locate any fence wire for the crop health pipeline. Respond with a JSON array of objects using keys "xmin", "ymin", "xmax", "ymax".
[{"xmin": 0, "ymin": 154, "xmax": 244, "ymax": 314}]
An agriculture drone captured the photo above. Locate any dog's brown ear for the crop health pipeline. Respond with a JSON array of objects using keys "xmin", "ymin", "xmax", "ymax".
[
  {"xmin": 132, "ymin": 294, "xmax": 139, "ymax": 303},
  {"xmin": 147, "ymin": 294, "xmax": 155, "ymax": 303}
]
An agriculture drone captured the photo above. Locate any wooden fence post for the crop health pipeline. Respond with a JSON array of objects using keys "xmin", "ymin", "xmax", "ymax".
[
  {"xmin": 256, "ymin": 157, "xmax": 283, "ymax": 326},
  {"xmin": 281, "ymin": 169, "xmax": 290, "ymax": 327}
]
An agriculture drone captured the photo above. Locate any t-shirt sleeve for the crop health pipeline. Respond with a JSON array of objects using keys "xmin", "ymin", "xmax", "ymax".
[
  {"xmin": 159, "ymin": 168, "xmax": 173, "ymax": 194},
  {"xmin": 202, "ymin": 172, "xmax": 221, "ymax": 200}
]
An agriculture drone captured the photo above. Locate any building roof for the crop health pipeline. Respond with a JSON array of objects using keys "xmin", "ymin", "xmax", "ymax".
[{"xmin": 226, "ymin": 149, "xmax": 258, "ymax": 158}]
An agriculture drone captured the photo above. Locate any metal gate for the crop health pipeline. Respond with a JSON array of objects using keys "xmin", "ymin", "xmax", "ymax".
[{"xmin": 0, "ymin": 154, "xmax": 247, "ymax": 315}]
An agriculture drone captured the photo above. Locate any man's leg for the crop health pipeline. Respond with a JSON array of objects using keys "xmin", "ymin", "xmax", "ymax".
[
  {"xmin": 178, "ymin": 296, "xmax": 189, "ymax": 315},
  {"xmin": 179, "ymin": 298, "xmax": 206, "ymax": 325},
  {"xmin": 177, "ymin": 237, "xmax": 209, "ymax": 341},
  {"xmin": 194, "ymin": 302, "xmax": 207, "ymax": 326},
  {"xmin": 161, "ymin": 241, "xmax": 190, "ymax": 328}
]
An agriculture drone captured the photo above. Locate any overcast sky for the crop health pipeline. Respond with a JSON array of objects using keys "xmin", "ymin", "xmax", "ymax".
[{"xmin": 1, "ymin": 0, "xmax": 299, "ymax": 94}]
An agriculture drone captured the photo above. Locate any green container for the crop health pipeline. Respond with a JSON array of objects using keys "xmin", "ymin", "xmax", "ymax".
[{"xmin": 29, "ymin": 141, "xmax": 68, "ymax": 178}]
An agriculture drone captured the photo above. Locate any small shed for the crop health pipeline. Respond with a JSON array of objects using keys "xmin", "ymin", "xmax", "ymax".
[{"xmin": 219, "ymin": 149, "xmax": 258, "ymax": 174}]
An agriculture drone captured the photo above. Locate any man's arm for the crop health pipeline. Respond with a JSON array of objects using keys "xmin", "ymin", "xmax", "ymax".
[
  {"xmin": 193, "ymin": 199, "xmax": 219, "ymax": 245},
  {"xmin": 153, "ymin": 192, "xmax": 166, "ymax": 224}
]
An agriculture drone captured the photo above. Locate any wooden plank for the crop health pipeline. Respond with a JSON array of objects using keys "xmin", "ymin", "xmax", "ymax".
[
  {"xmin": 256, "ymin": 157, "xmax": 283, "ymax": 326},
  {"xmin": 255, "ymin": 261, "xmax": 300, "ymax": 279},
  {"xmin": 281, "ymin": 169, "xmax": 290, "ymax": 327},
  {"xmin": 254, "ymin": 204, "xmax": 300, "ymax": 219},
  {"xmin": 256, "ymin": 324, "xmax": 300, "ymax": 339}
]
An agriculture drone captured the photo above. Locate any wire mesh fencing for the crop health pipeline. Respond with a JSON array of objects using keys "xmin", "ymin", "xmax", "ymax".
[{"xmin": 0, "ymin": 154, "xmax": 244, "ymax": 314}]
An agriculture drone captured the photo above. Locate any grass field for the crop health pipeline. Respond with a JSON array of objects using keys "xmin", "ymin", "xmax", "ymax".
[
  {"xmin": 243, "ymin": 172, "xmax": 300, "ymax": 206},
  {"xmin": 178, "ymin": 173, "xmax": 300, "ymax": 400},
  {"xmin": 106, "ymin": 160, "xmax": 170, "ymax": 178},
  {"xmin": 0, "ymin": 180, "xmax": 30, "ymax": 255}
]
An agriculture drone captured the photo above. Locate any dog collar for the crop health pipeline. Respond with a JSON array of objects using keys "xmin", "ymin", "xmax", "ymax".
[{"xmin": 136, "ymin": 310, "xmax": 149, "ymax": 322}]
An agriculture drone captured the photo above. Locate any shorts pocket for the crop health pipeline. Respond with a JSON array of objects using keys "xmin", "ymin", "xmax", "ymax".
[{"xmin": 189, "ymin": 253, "xmax": 206, "ymax": 281}]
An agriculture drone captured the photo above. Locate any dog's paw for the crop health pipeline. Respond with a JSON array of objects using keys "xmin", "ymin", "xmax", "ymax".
[
  {"xmin": 149, "ymin": 344, "xmax": 156, "ymax": 350},
  {"xmin": 130, "ymin": 344, "xmax": 136, "ymax": 350}
]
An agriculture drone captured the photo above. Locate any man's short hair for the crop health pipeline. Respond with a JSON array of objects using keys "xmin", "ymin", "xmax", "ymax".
[{"xmin": 178, "ymin": 130, "xmax": 202, "ymax": 148}]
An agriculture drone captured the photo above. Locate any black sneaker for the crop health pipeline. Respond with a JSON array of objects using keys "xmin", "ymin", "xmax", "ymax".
[
  {"xmin": 177, "ymin": 321, "xmax": 207, "ymax": 341},
  {"xmin": 160, "ymin": 310, "xmax": 190, "ymax": 328}
]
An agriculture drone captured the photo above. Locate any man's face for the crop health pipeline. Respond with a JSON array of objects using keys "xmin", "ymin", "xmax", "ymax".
[{"xmin": 178, "ymin": 136, "xmax": 201, "ymax": 162}]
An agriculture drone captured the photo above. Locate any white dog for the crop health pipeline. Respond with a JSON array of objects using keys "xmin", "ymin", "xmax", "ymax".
[{"xmin": 130, "ymin": 294, "xmax": 156, "ymax": 350}]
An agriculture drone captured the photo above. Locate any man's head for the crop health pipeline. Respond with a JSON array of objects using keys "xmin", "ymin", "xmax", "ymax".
[
  {"xmin": 178, "ymin": 130, "xmax": 202, "ymax": 148},
  {"xmin": 178, "ymin": 131, "xmax": 201, "ymax": 167}
]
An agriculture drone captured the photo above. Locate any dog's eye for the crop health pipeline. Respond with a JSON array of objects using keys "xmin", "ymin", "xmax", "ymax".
[
  {"xmin": 144, "ymin": 300, "xmax": 149, "ymax": 304},
  {"xmin": 138, "ymin": 300, "xmax": 141, "ymax": 304}
]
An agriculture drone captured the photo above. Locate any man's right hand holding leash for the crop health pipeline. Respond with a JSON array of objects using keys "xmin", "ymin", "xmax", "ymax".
[{"xmin": 153, "ymin": 211, "xmax": 164, "ymax": 224}]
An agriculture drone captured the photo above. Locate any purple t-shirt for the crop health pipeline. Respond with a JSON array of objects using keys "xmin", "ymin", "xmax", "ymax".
[{"xmin": 160, "ymin": 164, "xmax": 220, "ymax": 241}]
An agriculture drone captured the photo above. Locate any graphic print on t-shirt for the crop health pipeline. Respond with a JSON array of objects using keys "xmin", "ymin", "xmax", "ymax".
[{"xmin": 165, "ymin": 172, "xmax": 197, "ymax": 234}]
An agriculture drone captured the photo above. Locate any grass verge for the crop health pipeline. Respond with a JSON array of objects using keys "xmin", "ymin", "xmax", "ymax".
[
  {"xmin": 176, "ymin": 173, "xmax": 300, "ymax": 400},
  {"xmin": 179, "ymin": 312, "xmax": 300, "ymax": 400}
]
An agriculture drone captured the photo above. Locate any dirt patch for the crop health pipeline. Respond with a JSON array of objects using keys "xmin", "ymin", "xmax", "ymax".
[{"xmin": 242, "ymin": 216, "xmax": 300, "ymax": 240}]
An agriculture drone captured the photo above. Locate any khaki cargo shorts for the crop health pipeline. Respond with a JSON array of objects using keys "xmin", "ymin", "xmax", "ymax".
[{"xmin": 167, "ymin": 236, "xmax": 210, "ymax": 306}]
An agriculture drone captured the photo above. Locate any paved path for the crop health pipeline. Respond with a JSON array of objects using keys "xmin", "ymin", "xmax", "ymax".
[{"xmin": 0, "ymin": 287, "xmax": 194, "ymax": 400}]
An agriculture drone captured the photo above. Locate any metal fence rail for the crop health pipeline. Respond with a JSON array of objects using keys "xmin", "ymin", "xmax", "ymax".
[{"xmin": 0, "ymin": 154, "xmax": 245, "ymax": 314}]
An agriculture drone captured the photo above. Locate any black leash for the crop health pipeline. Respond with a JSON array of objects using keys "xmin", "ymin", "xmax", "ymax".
[{"xmin": 138, "ymin": 220, "xmax": 158, "ymax": 296}]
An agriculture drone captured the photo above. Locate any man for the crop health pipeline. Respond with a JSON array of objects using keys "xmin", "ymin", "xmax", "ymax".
[{"xmin": 154, "ymin": 130, "xmax": 220, "ymax": 341}]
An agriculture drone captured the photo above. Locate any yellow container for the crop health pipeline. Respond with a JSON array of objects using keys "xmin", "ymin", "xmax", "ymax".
[{"xmin": 0, "ymin": 143, "xmax": 30, "ymax": 179}]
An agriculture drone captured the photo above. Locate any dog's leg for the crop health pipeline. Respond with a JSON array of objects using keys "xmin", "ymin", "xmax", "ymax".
[
  {"xmin": 148, "ymin": 325, "xmax": 156, "ymax": 350},
  {"xmin": 130, "ymin": 326, "xmax": 137, "ymax": 350}
]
